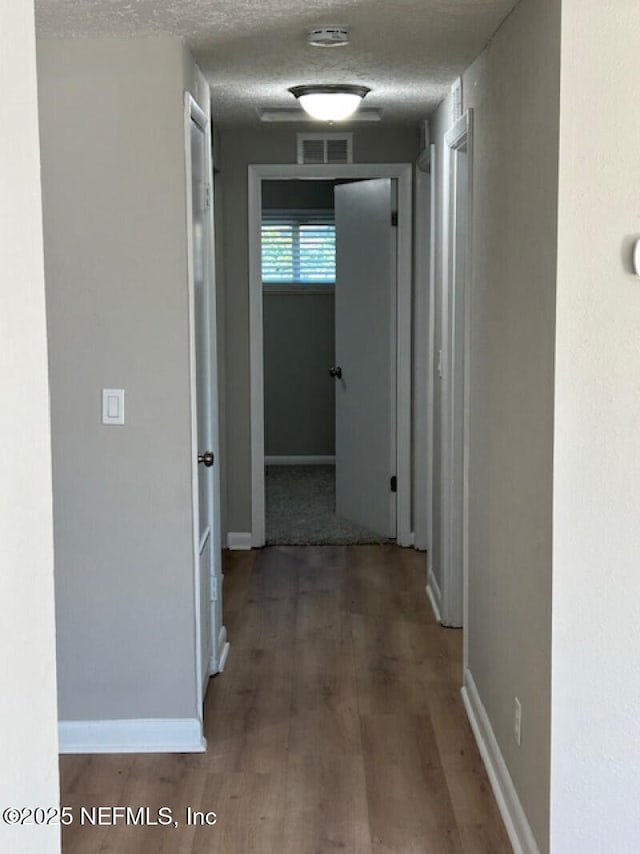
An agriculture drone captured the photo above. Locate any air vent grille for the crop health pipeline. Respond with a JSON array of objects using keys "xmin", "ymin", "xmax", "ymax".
[
  {"xmin": 301, "ymin": 138, "xmax": 325, "ymax": 164},
  {"xmin": 297, "ymin": 133, "xmax": 353, "ymax": 165},
  {"xmin": 327, "ymin": 138, "xmax": 350, "ymax": 163}
]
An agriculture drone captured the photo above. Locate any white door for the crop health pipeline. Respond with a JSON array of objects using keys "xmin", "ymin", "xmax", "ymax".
[
  {"xmin": 187, "ymin": 97, "xmax": 225, "ymax": 707},
  {"xmin": 334, "ymin": 179, "xmax": 397, "ymax": 539}
]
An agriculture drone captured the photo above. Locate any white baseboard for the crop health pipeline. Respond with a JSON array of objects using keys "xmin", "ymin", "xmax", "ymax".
[
  {"xmin": 265, "ymin": 455, "xmax": 336, "ymax": 465},
  {"xmin": 426, "ymin": 568, "xmax": 442, "ymax": 623},
  {"xmin": 213, "ymin": 625, "xmax": 230, "ymax": 674},
  {"xmin": 461, "ymin": 669, "xmax": 540, "ymax": 854},
  {"xmin": 58, "ymin": 717, "xmax": 207, "ymax": 755},
  {"xmin": 226, "ymin": 532, "xmax": 252, "ymax": 550}
]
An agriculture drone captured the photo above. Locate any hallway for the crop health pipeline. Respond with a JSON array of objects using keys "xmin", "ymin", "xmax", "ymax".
[{"xmin": 59, "ymin": 546, "xmax": 510, "ymax": 853}]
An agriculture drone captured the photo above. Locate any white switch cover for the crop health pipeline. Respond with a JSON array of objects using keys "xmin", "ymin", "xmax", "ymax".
[{"xmin": 102, "ymin": 388, "xmax": 125, "ymax": 425}]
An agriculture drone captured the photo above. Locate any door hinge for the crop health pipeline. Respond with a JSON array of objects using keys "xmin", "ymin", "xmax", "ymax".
[
  {"xmin": 390, "ymin": 476, "xmax": 397, "ymax": 493},
  {"xmin": 204, "ymin": 183, "xmax": 211, "ymax": 210},
  {"xmin": 391, "ymin": 210, "xmax": 398, "ymax": 227}
]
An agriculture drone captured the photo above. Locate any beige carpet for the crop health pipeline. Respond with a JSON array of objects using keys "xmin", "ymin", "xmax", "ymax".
[{"xmin": 265, "ymin": 465, "xmax": 382, "ymax": 546}]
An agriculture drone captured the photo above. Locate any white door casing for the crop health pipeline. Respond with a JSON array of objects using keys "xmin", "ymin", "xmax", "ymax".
[
  {"xmin": 334, "ymin": 179, "xmax": 397, "ymax": 539},
  {"xmin": 426, "ymin": 143, "xmax": 438, "ymax": 563},
  {"xmin": 414, "ymin": 144, "xmax": 437, "ymax": 555},
  {"xmin": 440, "ymin": 110, "xmax": 473, "ymax": 631},
  {"xmin": 185, "ymin": 94, "xmax": 227, "ymax": 725},
  {"xmin": 247, "ymin": 163, "xmax": 413, "ymax": 549}
]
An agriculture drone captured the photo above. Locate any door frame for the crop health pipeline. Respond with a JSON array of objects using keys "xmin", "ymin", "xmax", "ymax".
[
  {"xmin": 413, "ymin": 143, "xmax": 437, "ymax": 553},
  {"xmin": 248, "ymin": 163, "xmax": 413, "ymax": 548},
  {"xmin": 426, "ymin": 144, "xmax": 438, "ymax": 560},
  {"xmin": 184, "ymin": 93, "xmax": 227, "ymax": 725},
  {"xmin": 440, "ymin": 110, "xmax": 473, "ymax": 631}
]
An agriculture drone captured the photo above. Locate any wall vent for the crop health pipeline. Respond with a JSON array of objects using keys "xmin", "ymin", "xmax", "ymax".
[{"xmin": 297, "ymin": 133, "xmax": 353, "ymax": 165}]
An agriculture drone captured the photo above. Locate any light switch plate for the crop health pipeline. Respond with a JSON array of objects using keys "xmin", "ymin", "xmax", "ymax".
[{"xmin": 102, "ymin": 388, "xmax": 125, "ymax": 425}]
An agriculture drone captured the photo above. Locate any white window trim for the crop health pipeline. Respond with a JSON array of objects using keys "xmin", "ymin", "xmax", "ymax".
[{"xmin": 263, "ymin": 284, "xmax": 335, "ymax": 295}]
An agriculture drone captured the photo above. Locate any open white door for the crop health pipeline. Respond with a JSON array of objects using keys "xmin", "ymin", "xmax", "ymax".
[
  {"xmin": 334, "ymin": 179, "xmax": 397, "ymax": 540},
  {"xmin": 186, "ymin": 96, "xmax": 227, "ymax": 715}
]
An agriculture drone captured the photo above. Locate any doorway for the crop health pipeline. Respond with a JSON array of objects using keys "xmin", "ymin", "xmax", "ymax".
[
  {"xmin": 248, "ymin": 164, "xmax": 413, "ymax": 549},
  {"xmin": 261, "ymin": 178, "xmax": 341, "ymax": 544}
]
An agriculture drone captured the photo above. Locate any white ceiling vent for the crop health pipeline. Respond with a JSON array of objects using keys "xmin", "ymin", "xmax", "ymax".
[{"xmin": 297, "ymin": 133, "xmax": 353, "ymax": 165}]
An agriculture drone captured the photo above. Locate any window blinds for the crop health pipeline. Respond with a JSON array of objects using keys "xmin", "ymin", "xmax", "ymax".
[{"xmin": 261, "ymin": 209, "xmax": 336, "ymax": 283}]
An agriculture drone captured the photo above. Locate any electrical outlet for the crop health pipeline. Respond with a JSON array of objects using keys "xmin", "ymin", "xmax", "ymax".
[{"xmin": 514, "ymin": 697, "xmax": 522, "ymax": 747}]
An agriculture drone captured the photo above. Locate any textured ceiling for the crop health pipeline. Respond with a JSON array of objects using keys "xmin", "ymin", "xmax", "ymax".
[{"xmin": 35, "ymin": 0, "xmax": 519, "ymax": 126}]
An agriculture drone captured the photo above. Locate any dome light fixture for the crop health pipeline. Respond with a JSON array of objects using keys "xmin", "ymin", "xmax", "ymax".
[{"xmin": 288, "ymin": 84, "xmax": 371, "ymax": 122}]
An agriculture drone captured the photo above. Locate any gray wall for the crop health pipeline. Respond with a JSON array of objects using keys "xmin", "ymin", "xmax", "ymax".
[
  {"xmin": 263, "ymin": 179, "xmax": 335, "ymax": 210},
  {"xmin": 218, "ymin": 124, "xmax": 419, "ymax": 533},
  {"xmin": 38, "ymin": 37, "xmax": 205, "ymax": 722},
  {"xmin": 460, "ymin": 0, "xmax": 560, "ymax": 847},
  {"xmin": 264, "ymin": 294, "xmax": 335, "ymax": 456},
  {"xmin": 551, "ymin": 1, "xmax": 640, "ymax": 849}
]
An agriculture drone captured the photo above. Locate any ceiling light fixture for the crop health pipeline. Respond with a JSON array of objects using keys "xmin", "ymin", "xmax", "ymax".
[{"xmin": 288, "ymin": 84, "xmax": 371, "ymax": 122}]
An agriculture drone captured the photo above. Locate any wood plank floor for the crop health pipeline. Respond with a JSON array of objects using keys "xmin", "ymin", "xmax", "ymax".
[{"xmin": 59, "ymin": 545, "xmax": 511, "ymax": 853}]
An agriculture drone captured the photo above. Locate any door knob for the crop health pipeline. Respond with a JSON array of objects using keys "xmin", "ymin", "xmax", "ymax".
[
  {"xmin": 329, "ymin": 366, "xmax": 343, "ymax": 379},
  {"xmin": 198, "ymin": 451, "xmax": 214, "ymax": 467}
]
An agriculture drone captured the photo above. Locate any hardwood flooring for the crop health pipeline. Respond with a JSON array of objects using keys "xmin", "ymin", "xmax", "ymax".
[{"xmin": 59, "ymin": 545, "xmax": 511, "ymax": 853}]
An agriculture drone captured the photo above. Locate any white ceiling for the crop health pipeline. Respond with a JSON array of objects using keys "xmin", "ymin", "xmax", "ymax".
[{"xmin": 35, "ymin": 0, "xmax": 518, "ymax": 126}]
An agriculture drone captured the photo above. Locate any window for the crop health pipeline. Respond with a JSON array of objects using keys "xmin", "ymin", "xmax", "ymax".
[{"xmin": 261, "ymin": 209, "xmax": 335, "ymax": 286}]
